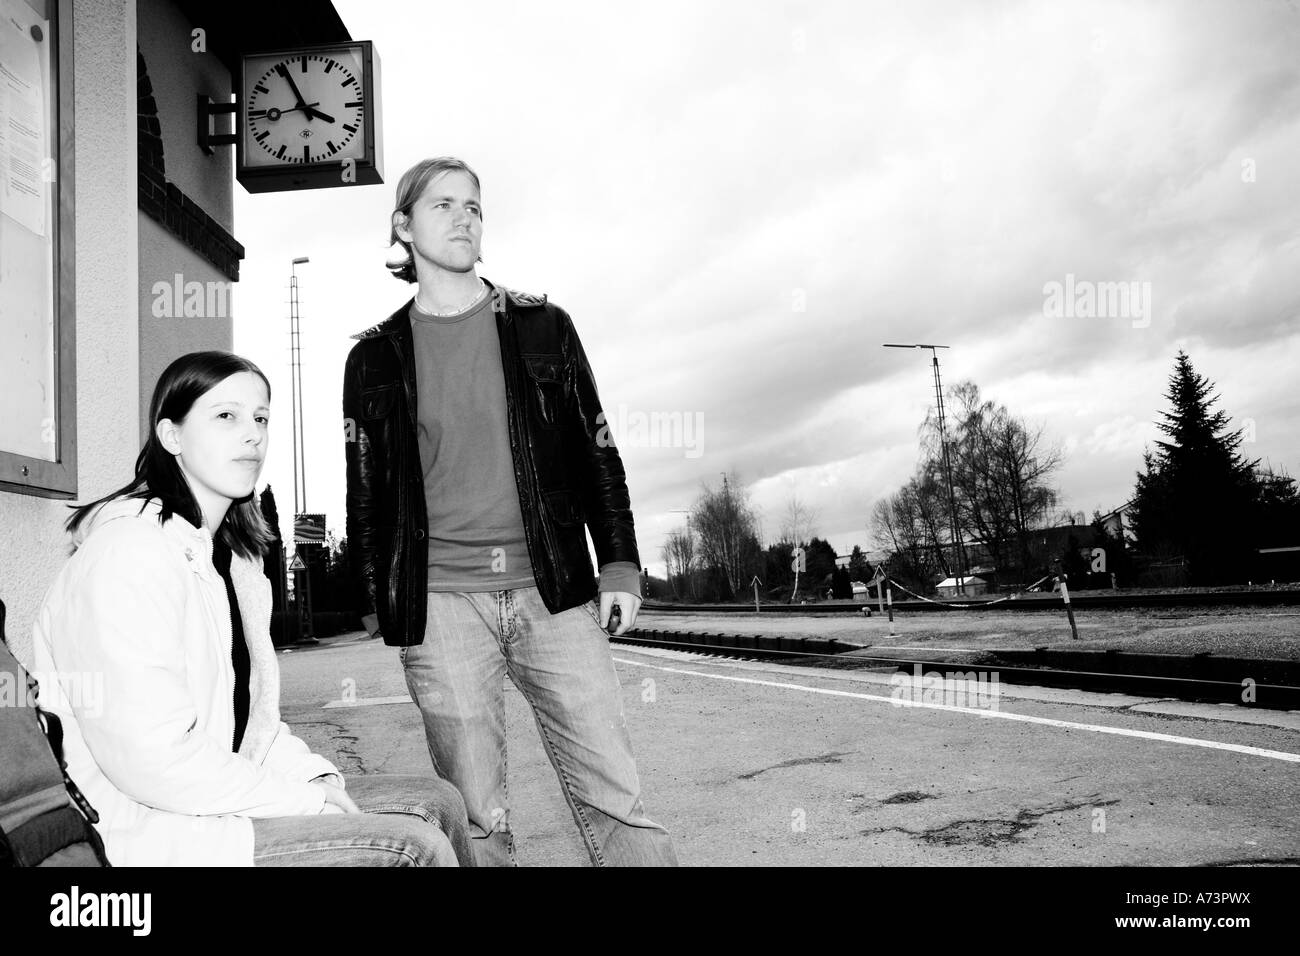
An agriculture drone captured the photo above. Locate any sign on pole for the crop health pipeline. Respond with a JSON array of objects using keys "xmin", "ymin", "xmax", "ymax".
[{"xmin": 294, "ymin": 513, "xmax": 326, "ymax": 546}]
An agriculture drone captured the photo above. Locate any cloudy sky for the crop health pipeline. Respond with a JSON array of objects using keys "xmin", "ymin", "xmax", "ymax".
[{"xmin": 233, "ymin": 0, "xmax": 1300, "ymax": 577}]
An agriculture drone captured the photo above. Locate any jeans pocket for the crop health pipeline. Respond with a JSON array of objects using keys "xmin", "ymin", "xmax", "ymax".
[{"xmin": 582, "ymin": 599, "xmax": 605, "ymax": 630}]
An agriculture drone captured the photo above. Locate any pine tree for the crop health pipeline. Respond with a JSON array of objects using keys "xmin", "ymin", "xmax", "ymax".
[
  {"xmin": 1254, "ymin": 466, "xmax": 1300, "ymax": 549},
  {"xmin": 1130, "ymin": 352, "xmax": 1259, "ymax": 584},
  {"xmin": 848, "ymin": 544, "xmax": 869, "ymax": 578}
]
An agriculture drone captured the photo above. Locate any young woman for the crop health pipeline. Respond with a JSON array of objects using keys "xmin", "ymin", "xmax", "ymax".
[{"xmin": 31, "ymin": 351, "xmax": 472, "ymax": 866}]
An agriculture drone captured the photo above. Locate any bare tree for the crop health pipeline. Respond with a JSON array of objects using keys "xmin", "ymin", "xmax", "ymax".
[
  {"xmin": 923, "ymin": 380, "xmax": 1062, "ymax": 579},
  {"xmin": 692, "ymin": 472, "xmax": 761, "ymax": 596},
  {"xmin": 660, "ymin": 527, "xmax": 696, "ymax": 600},
  {"xmin": 779, "ymin": 494, "xmax": 819, "ymax": 546},
  {"xmin": 869, "ymin": 473, "xmax": 944, "ymax": 592}
]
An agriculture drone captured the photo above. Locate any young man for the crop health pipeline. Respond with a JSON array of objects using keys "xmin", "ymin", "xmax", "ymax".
[{"xmin": 342, "ymin": 157, "xmax": 677, "ymax": 866}]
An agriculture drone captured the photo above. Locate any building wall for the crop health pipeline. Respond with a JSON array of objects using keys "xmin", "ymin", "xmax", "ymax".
[
  {"xmin": 136, "ymin": 0, "xmax": 232, "ymax": 227},
  {"xmin": 0, "ymin": 0, "xmax": 140, "ymax": 668},
  {"xmin": 136, "ymin": 0, "xmax": 236, "ymax": 442},
  {"xmin": 137, "ymin": 214, "xmax": 235, "ymax": 445}
]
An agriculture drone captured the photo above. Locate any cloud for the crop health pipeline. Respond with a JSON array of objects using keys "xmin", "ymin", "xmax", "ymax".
[{"xmin": 234, "ymin": 0, "xmax": 1300, "ymax": 578}]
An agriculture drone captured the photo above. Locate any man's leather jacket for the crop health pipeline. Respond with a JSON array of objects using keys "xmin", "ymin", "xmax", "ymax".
[{"xmin": 342, "ymin": 280, "xmax": 640, "ymax": 647}]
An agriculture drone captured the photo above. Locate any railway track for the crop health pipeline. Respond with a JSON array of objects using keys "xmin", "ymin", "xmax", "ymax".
[
  {"xmin": 612, "ymin": 628, "xmax": 1300, "ymax": 711},
  {"xmin": 643, "ymin": 587, "xmax": 1300, "ymax": 613}
]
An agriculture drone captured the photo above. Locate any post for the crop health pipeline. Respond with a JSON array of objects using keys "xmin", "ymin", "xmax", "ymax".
[
  {"xmin": 930, "ymin": 353, "xmax": 967, "ymax": 595},
  {"xmin": 887, "ymin": 586, "xmax": 895, "ymax": 636},
  {"xmin": 877, "ymin": 579, "xmax": 884, "ymax": 616},
  {"xmin": 293, "ymin": 559, "xmax": 316, "ymax": 644},
  {"xmin": 288, "ymin": 546, "xmax": 318, "ymax": 645},
  {"xmin": 279, "ymin": 543, "xmax": 290, "ymax": 647},
  {"xmin": 1061, "ymin": 580, "xmax": 1079, "ymax": 640}
]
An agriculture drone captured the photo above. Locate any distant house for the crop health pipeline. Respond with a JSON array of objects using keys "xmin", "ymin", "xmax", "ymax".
[
  {"xmin": 936, "ymin": 575, "xmax": 989, "ymax": 597},
  {"xmin": 1097, "ymin": 503, "xmax": 1131, "ymax": 542}
]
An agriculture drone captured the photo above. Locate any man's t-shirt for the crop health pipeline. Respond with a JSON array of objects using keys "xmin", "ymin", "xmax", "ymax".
[{"xmin": 410, "ymin": 292, "xmax": 535, "ymax": 591}]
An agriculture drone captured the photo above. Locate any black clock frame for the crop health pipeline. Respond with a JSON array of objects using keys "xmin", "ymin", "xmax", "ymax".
[{"xmin": 235, "ymin": 40, "xmax": 384, "ymax": 193}]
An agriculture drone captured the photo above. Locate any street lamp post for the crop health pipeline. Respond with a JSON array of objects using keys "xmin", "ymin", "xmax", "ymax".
[
  {"xmin": 289, "ymin": 257, "xmax": 309, "ymax": 515},
  {"xmin": 883, "ymin": 342, "xmax": 968, "ymax": 595},
  {"xmin": 288, "ymin": 257, "xmax": 319, "ymax": 644}
]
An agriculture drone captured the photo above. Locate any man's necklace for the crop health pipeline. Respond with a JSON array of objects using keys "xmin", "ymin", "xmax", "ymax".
[{"xmin": 417, "ymin": 279, "xmax": 487, "ymax": 317}]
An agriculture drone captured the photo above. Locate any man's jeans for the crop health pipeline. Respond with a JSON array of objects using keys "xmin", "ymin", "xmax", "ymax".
[
  {"xmin": 401, "ymin": 585, "xmax": 677, "ymax": 866},
  {"xmin": 252, "ymin": 773, "xmax": 474, "ymax": 866}
]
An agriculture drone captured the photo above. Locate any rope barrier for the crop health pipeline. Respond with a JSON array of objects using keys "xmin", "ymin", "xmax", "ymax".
[{"xmin": 881, "ymin": 573, "xmax": 1055, "ymax": 610}]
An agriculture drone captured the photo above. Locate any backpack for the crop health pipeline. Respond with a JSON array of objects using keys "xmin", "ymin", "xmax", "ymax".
[{"xmin": 0, "ymin": 599, "xmax": 111, "ymax": 866}]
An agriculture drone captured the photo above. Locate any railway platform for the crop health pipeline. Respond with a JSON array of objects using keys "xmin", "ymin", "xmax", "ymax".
[{"xmin": 278, "ymin": 628, "xmax": 1300, "ymax": 866}]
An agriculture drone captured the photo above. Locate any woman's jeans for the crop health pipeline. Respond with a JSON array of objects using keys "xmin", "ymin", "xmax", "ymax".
[
  {"xmin": 252, "ymin": 773, "xmax": 474, "ymax": 866},
  {"xmin": 401, "ymin": 586, "xmax": 678, "ymax": 867}
]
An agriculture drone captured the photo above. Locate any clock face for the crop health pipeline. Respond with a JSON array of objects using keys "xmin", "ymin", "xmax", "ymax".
[{"xmin": 242, "ymin": 49, "xmax": 367, "ymax": 168}]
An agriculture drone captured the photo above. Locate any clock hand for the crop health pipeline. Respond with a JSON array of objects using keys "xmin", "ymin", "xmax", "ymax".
[
  {"xmin": 304, "ymin": 106, "xmax": 336, "ymax": 123},
  {"xmin": 265, "ymin": 102, "xmax": 321, "ymax": 121},
  {"xmin": 275, "ymin": 64, "xmax": 314, "ymax": 120}
]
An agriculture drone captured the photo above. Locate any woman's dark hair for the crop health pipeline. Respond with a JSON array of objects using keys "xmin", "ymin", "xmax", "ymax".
[{"xmin": 67, "ymin": 351, "xmax": 276, "ymax": 560}]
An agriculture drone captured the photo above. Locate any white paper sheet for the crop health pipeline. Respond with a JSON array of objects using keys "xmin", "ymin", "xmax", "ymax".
[{"xmin": 0, "ymin": 0, "xmax": 47, "ymax": 237}]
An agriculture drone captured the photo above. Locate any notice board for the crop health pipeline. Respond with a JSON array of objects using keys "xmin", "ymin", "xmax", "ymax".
[{"xmin": 0, "ymin": 0, "xmax": 74, "ymax": 498}]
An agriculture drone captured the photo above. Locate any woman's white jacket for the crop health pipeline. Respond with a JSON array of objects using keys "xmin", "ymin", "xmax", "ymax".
[{"xmin": 31, "ymin": 497, "xmax": 339, "ymax": 866}]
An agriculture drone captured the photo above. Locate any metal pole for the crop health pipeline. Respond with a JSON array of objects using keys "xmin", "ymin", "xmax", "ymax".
[
  {"xmin": 289, "ymin": 272, "xmax": 299, "ymax": 515},
  {"xmin": 929, "ymin": 349, "xmax": 968, "ymax": 596},
  {"xmin": 290, "ymin": 257, "xmax": 309, "ymax": 514},
  {"xmin": 883, "ymin": 343, "xmax": 968, "ymax": 596},
  {"xmin": 1061, "ymin": 579, "xmax": 1079, "ymax": 640}
]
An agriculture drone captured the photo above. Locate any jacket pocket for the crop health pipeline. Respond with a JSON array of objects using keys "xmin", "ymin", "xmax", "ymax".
[
  {"xmin": 544, "ymin": 489, "xmax": 583, "ymax": 526},
  {"xmin": 361, "ymin": 384, "xmax": 399, "ymax": 420},
  {"xmin": 523, "ymin": 354, "xmax": 567, "ymax": 429}
]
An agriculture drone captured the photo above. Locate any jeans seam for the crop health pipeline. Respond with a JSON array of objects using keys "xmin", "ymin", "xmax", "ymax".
[
  {"xmin": 255, "ymin": 842, "xmax": 424, "ymax": 865},
  {"xmin": 510, "ymin": 595, "xmax": 607, "ymax": 865},
  {"xmin": 518, "ymin": 684, "xmax": 606, "ymax": 866},
  {"xmin": 500, "ymin": 723, "xmax": 515, "ymax": 865},
  {"xmin": 362, "ymin": 803, "xmax": 440, "ymax": 826}
]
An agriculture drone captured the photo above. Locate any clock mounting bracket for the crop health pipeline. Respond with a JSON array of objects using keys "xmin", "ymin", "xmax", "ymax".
[{"xmin": 197, "ymin": 94, "xmax": 238, "ymax": 155}]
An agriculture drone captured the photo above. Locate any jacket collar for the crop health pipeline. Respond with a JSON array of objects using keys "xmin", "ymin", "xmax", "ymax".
[
  {"xmin": 349, "ymin": 278, "xmax": 548, "ymax": 340},
  {"xmin": 75, "ymin": 495, "xmax": 233, "ymax": 584},
  {"xmin": 350, "ymin": 297, "xmax": 414, "ymax": 341}
]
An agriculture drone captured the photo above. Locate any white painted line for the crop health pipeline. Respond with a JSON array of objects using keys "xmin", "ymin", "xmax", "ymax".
[
  {"xmin": 615, "ymin": 643, "xmax": 1161, "ymax": 709},
  {"xmin": 322, "ymin": 695, "xmax": 412, "ymax": 709},
  {"xmin": 612, "ymin": 657, "xmax": 1300, "ymax": 764},
  {"xmin": 851, "ymin": 645, "xmax": 992, "ymax": 654}
]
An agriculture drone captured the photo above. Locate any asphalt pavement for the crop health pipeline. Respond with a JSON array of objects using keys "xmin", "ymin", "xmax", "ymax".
[{"xmin": 275, "ymin": 630, "xmax": 1300, "ymax": 866}]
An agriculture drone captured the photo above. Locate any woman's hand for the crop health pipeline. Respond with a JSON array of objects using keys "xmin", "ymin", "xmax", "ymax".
[{"xmin": 314, "ymin": 780, "xmax": 362, "ymax": 814}]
